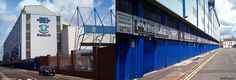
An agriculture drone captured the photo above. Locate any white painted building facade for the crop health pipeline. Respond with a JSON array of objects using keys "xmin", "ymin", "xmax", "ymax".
[
  {"xmin": 61, "ymin": 25, "xmax": 77, "ymax": 55},
  {"xmin": 3, "ymin": 5, "xmax": 61, "ymax": 61},
  {"xmin": 156, "ymin": 0, "xmax": 220, "ymax": 41},
  {"xmin": 223, "ymin": 39, "xmax": 236, "ymax": 48}
]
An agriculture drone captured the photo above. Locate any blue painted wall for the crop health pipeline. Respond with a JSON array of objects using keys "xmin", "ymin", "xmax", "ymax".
[
  {"xmin": 116, "ymin": 35, "xmax": 219, "ymax": 80},
  {"xmin": 116, "ymin": 0, "xmax": 219, "ymax": 80}
]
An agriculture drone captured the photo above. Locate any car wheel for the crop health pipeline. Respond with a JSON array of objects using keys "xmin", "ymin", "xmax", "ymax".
[
  {"xmin": 44, "ymin": 72, "xmax": 47, "ymax": 76},
  {"xmin": 52, "ymin": 73, "xmax": 55, "ymax": 76}
]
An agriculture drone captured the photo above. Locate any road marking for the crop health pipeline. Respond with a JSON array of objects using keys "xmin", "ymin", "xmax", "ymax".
[
  {"xmin": 184, "ymin": 48, "xmax": 222, "ymax": 80},
  {"xmin": 21, "ymin": 73, "xmax": 37, "ymax": 80},
  {"xmin": 0, "ymin": 71, "xmax": 7, "ymax": 78},
  {"xmin": 176, "ymin": 49, "xmax": 218, "ymax": 79},
  {"xmin": 52, "ymin": 76, "xmax": 61, "ymax": 79},
  {"xmin": 55, "ymin": 74, "xmax": 91, "ymax": 80}
]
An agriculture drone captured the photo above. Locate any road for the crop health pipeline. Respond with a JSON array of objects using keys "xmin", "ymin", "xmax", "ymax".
[
  {"xmin": 0, "ymin": 66, "xmax": 91, "ymax": 80},
  {"xmin": 191, "ymin": 48, "xmax": 236, "ymax": 80}
]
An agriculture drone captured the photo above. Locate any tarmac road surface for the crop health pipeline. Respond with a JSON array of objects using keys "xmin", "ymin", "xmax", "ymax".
[
  {"xmin": 0, "ymin": 66, "xmax": 91, "ymax": 80},
  {"xmin": 191, "ymin": 48, "xmax": 236, "ymax": 80}
]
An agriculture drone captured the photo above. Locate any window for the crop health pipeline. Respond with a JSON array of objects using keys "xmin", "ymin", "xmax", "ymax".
[
  {"xmin": 26, "ymin": 42, "xmax": 30, "ymax": 48},
  {"xmin": 57, "ymin": 25, "xmax": 61, "ymax": 32},
  {"xmin": 26, "ymin": 33, "xmax": 30, "ymax": 40},
  {"xmin": 26, "ymin": 24, "xmax": 30, "ymax": 31},
  {"xmin": 57, "ymin": 34, "xmax": 61, "ymax": 40},
  {"xmin": 26, "ymin": 51, "xmax": 31, "ymax": 59},
  {"xmin": 56, "ymin": 16, "xmax": 60, "ymax": 25},
  {"xmin": 117, "ymin": 0, "xmax": 134, "ymax": 15},
  {"xmin": 26, "ymin": 14, "xmax": 31, "ymax": 23},
  {"xmin": 57, "ymin": 43, "xmax": 61, "ymax": 52},
  {"xmin": 167, "ymin": 17, "xmax": 177, "ymax": 29},
  {"xmin": 144, "ymin": 5, "xmax": 162, "ymax": 24},
  {"xmin": 26, "ymin": 13, "xmax": 31, "ymax": 54}
]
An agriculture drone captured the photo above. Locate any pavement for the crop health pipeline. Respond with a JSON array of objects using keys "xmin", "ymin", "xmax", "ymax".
[
  {"xmin": 139, "ymin": 48, "xmax": 222, "ymax": 80},
  {"xmin": 191, "ymin": 48, "xmax": 236, "ymax": 80},
  {"xmin": 0, "ymin": 66, "xmax": 92, "ymax": 80}
]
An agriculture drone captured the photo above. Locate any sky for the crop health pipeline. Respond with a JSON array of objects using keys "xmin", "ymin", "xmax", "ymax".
[
  {"xmin": 215, "ymin": 0, "xmax": 236, "ymax": 40},
  {"xmin": 0, "ymin": 0, "xmax": 115, "ymax": 60}
]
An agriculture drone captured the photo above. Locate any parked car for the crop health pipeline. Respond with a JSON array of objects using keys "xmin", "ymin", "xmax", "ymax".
[
  {"xmin": 233, "ymin": 44, "xmax": 236, "ymax": 48},
  {"xmin": 38, "ymin": 66, "xmax": 56, "ymax": 76}
]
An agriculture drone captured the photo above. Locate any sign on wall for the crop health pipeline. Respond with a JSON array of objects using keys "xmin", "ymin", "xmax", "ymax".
[
  {"xmin": 179, "ymin": 32, "xmax": 184, "ymax": 41},
  {"xmin": 37, "ymin": 17, "xmax": 51, "ymax": 37},
  {"xmin": 155, "ymin": 24, "xmax": 168, "ymax": 38},
  {"xmin": 184, "ymin": 33, "xmax": 190, "ymax": 42},
  {"xmin": 116, "ymin": 11, "xmax": 216, "ymax": 44},
  {"xmin": 117, "ymin": 11, "xmax": 133, "ymax": 34},
  {"xmin": 133, "ymin": 16, "xmax": 156, "ymax": 37},
  {"xmin": 168, "ymin": 28, "xmax": 178, "ymax": 40}
]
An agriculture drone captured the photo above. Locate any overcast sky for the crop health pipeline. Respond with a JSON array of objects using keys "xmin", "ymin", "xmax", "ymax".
[
  {"xmin": 0, "ymin": 0, "xmax": 115, "ymax": 60},
  {"xmin": 215, "ymin": 0, "xmax": 236, "ymax": 40}
]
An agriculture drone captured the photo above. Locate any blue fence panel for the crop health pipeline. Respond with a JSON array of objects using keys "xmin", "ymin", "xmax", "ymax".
[
  {"xmin": 116, "ymin": 37, "xmax": 130, "ymax": 80},
  {"xmin": 116, "ymin": 35, "xmax": 219, "ymax": 80},
  {"xmin": 156, "ymin": 39, "xmax": 167, "ymax": 69},
  {"xmin": 166, "ymin": 40, "xmax": 179, "ymax": 66},
  {"xmin": 179, "ymin": 41, "xmax": 184, "ymax": 61},
  {"xmin": 143, "ymin": 39, "xmax": 155, "ymax": 74}
]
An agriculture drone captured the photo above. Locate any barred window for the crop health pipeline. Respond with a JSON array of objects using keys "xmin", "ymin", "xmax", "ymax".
[
  {"xmin": 26, "ymin": 24, "xmax": 30, "ymax": 30},
  {"xmin": 26, "ymin": 41, "xmax": 30, "ymax": 48},
  {"xmin": 117, "ymin": 0, "xmax": 134, "ymax": 15},
  {"xmin": 56, "ymin": 16, "xmax": 60, "ymax": 25},
  {"xmin": 26, "ymin": 51, "xmax": 31, "ymax": 59},
  {"xmin": 26, "ymin": 14, "xmax": 31, "ymax": 23},
  {"xmin": 57, "ymin": 25, "xmax": 61, "ymax": 32},
  {"xmin": 26, "ymin": 33, "xmax": 30, "ymax": 40},
  {"xmin": 143, "ymin": 4, "xmax": 162, "ymax": 24}
]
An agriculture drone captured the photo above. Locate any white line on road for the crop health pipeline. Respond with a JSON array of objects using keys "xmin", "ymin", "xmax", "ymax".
[
  {"xmin": 0, "ymin": 71, "xmax": 7, "ymax": 78},
  {"xmin": 20, "ymin": 73, "xmax": 37, "ymax": 80},
  {"xmin": 52, "ymin": 75, "xmax": 61, "ymax": 79},
  {"xmin": 184, "ymin": 48, "xmax": 222, "ymax": 80}
]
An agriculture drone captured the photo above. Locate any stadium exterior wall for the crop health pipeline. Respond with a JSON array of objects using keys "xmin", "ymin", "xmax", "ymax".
[{"xmin": 116, "ymin": 0, "xmax": 220, "ymax": 79}]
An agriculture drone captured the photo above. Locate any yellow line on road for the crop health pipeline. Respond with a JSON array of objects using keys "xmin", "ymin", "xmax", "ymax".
[{"xmin": 184, "ymin": 48, "xmax": 222, "ymax": 80}]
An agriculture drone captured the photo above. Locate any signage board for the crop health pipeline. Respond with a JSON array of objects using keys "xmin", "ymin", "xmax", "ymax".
[
  {"xmin": 190, "ymin": 35, "xmax": 197, "ymax": 42},
  {"xmin": 37, "ymin": 17, "xmax": 51, "ymax": 37},
  {"xmin": 184, "ymin": 33, "xmax": 190, "ymax": 42},
  {"xmin": 168, "ymin": 28, "xmax": 178, "ymax": 40},
  {"xmin": 179, "ymin": 32, "xmax": 184, "ymax": 41},
  {"xmin": 116, "ymin": 11, "xmax": 216, "ymax": 44},
  {"xmin": 117, "ymin": 11, "xmax": 133, "ymax": 34}
]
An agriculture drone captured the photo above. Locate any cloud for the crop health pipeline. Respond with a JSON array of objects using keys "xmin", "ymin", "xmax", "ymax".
[
  {"xmin": 0, "ymin": 0, "xmax": 17, "ymax": 45},
  {"xmin": 0, "ymin": 0, "xmax": 6, "ymax": 13},
  {"xmin": 16, "ymin": 0, "xmax": 100, "ymax": 26},
  {"xmin": 109, "ymin": 0, "xmax": 115, "ymax": 10},
  {"xmin": 215, "ymin": 0, "xmax": 236, "ymax": 39},
  {"xmin": 15, "ymin": 0, "xmax": 118, "ymax": 27}
]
